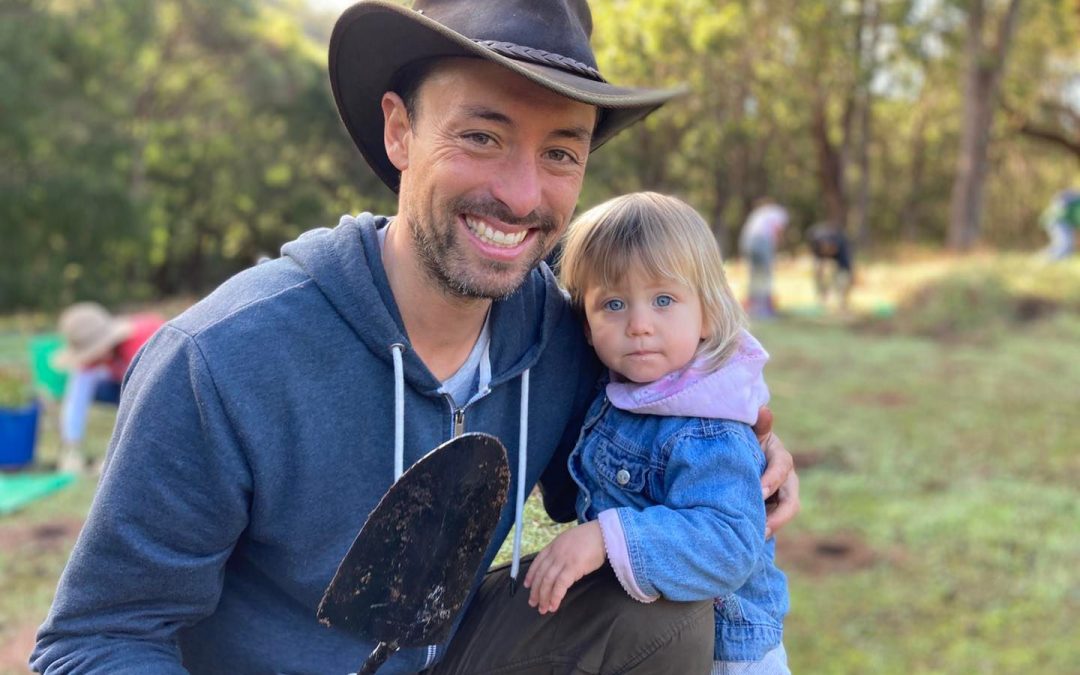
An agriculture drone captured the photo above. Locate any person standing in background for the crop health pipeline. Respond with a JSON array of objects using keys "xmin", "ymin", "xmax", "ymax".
[
  {"xmin": 739, "ymin": 197, "xmax": 790, "ymax": 318},
  {"xmin": 1039, "ymin": 189, "xmax": 1080, "ymax": 261}
]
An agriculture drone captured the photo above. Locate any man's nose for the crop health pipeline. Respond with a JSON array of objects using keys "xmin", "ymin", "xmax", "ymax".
[{"xmin": 492, "ymin": 152, "xmax": 542, "ymax": 219}]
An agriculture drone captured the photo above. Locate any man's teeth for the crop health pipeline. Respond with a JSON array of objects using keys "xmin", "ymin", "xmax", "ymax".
[{"xmin": 465, "ymin": 216, "xmax": 527, "ymax": 247}]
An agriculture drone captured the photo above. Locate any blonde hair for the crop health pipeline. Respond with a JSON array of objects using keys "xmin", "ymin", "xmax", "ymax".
[{"xmin": 558, "ymin": 192, "xmax": 747, "ymax": 370}]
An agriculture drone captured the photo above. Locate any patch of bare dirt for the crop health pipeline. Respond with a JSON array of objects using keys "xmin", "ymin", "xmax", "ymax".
[
  {"xmin": 1013, "ymin": 295, "xmax": 1059, "ymax": 323},
  {"xmin": 776, "ymin": 531, "xmax": 892, "ymax": 577},
  {"xmin": 0, "ymin": 519, "xmax": 83, "ymax": 553},
  {"xmin": 792, "ymin": 449, "xmax": 850, "ymax": 472},
  {"xmin": 847, "ymin": 390, "xmax": 912, "ymax": 408},
  {"xmin": 0, "ymin": 621, "xmax": 37, "ymax": 673}
]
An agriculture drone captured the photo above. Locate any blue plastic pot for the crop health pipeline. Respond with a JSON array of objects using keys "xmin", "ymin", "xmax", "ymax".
[{"xmin": 0, "ymin": 399, "xmax": 39, "ymax": 469}]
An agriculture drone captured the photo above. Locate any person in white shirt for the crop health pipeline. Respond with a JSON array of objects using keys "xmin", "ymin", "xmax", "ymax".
[{"xmin": 739, "ymin": 198, "xmax": 790, "ymax": 318}]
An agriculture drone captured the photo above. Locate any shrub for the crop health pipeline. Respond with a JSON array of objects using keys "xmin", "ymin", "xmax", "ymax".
[{"xmin": 0, "ymin": 366, "xmax": 35, "ymax": 409}]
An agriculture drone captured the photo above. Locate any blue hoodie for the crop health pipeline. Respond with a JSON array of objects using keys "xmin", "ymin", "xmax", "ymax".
[{"xmin": 31, "ymin": 214, "xmax": 602, "ymax": 675}]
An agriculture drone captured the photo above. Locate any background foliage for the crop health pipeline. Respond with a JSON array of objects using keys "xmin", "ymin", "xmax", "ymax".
[{"xmin": 2, "ymin": 0, "xmax": 1079, "ymax": 311}]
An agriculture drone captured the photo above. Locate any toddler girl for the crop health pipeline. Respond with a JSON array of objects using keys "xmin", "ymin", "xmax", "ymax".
[{"xmin": 524, "ymin": 192, "xmax": 790, "ymax": 674}]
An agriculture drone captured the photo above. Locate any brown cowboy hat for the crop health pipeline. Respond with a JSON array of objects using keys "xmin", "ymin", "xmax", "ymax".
[
  {"xmin": 52, "ymin": 302, "xmax": 133, "ymax": 370},
  {"xmin": 329, "ymin": 0, "xmax": 687, "ymax": 193}
]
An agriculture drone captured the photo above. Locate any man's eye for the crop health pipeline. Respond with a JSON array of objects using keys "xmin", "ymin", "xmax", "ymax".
[
  {"xmin": 603, "ymin": 299, "xmax": 625, "ymax": 311},
  {"xmin": 655, "ymin": 295, "xmax": 674, "ymax": 307},
  {"xmin": 547, "ymin": 149, "xmax": 578, "ymax": 164},
  {"xmin": 465, "ymin": 132, "xmax": 494, "ymax": 145}
]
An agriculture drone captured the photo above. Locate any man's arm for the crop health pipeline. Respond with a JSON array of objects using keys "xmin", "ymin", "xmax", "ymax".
[
  {"xmin": 752, "ymin": 406, "xmax": 800, "ymax": 538},
  {"xmin": 31, "ymin": 326, "xmax": 250, "ymax": 673}
]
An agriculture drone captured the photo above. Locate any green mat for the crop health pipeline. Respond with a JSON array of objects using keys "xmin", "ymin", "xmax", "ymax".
[{"xmin": 0, "ymin": 472, "xmax": 76, "ymax": 515}]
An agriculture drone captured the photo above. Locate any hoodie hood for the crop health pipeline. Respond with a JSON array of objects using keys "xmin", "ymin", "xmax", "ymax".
[
  {"xmin": 281, "ymin": 214, "xmax": 565, "ymax": 394},
  {"xmin": 282, "ymin": 213, "xmax": 575, "ymax": 590},
  {"xmin": 606, "ymin": 329, "xmax": 770, "ymax": 424}
]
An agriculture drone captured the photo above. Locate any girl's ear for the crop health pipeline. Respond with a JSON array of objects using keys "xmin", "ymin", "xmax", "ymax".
[
  {"xmin": 382, "ymin": 91, "xmax": 411, "ymax": 172},
  {"xmin": 583, "ymin": 317, "xmax": 593, "ymax": 346}
]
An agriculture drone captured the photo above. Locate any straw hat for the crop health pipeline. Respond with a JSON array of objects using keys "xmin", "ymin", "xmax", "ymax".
[
  {"xmin": 52, "ymin": 303, "xmax": 133, "ymax": 370},
  {"xmin": 328, "ymin": 0, "xmax": 687, "ymax": 192}
]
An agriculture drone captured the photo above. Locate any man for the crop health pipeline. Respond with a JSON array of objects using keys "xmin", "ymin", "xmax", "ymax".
[
  {"xmin": 739, "ymin": 197, "xmax": 790, "ymax": 318},
  {"xmin": 32, "ymin": 2, "xmax": 799, "ymax": 673},
  {"xmin": 806, "ymin": 222, "xmax": 854, "ymax": 313},
  {"xmin": 1039, "ymin": 188, "xmax": 1080, "ymax": 261}
]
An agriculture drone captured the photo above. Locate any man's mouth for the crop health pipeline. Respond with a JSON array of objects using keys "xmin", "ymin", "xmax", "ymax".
[{"xmin": 464, "ymin": 215, "xmax": 528, "ymax": 248}]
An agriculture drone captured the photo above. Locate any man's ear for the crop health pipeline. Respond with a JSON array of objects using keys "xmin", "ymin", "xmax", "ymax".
[{"xmin": 382, "ymin": 91, "xmax": 411, "ymax": 172}]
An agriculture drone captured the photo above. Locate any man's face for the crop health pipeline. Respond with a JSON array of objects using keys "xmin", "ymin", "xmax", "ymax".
[{"xmin": 386, "ymin": 58, "xmax": 596, "ymax": 300}]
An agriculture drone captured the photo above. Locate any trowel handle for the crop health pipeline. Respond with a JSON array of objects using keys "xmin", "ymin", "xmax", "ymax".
[{"xmin": 358, "ymin": 641, "xmax": 398, "ymax": 675}]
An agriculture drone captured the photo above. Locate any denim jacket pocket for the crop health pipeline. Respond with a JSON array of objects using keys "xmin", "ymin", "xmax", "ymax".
[
  {"xmin": 715, "ymin": 593, "xmax": 744, "ymax": 622},
  {"xmin": 593, "ymin": 439, "xmax": 649, "ymax": 494}
]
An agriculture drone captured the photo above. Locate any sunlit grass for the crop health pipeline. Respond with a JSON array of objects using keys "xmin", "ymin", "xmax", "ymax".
[{"xmin": 2, "ymin": 254, "xmax": 1078, "ymax": 673}]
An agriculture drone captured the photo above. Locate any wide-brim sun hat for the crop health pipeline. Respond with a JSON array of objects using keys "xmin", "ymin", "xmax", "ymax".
[
  {"xmin": 329, "ymin": 0, "xmax": 687, "ymax": 193},
  {"xmin": 52, "ymin": 302, "xmax": 134, "ymax": 370}
]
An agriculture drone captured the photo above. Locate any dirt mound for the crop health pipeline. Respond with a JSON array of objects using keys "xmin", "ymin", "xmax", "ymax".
[
  {"xmin": 792, "ymin": 449, "xmax": 850, "ymax": 472},
  {"xmin": 0, "ymin": 518, "xmax": 83, "ymax": 553},
  {"xmin": 0, "ymin": 621, "xmax": 37, "ymax": 673},
  {"xmin": 776, "ymin": 531, "xmax": 884, "ymax": 577},
  {"xmin": 861, "ymin": 264, "xmax": 1078, "ymax": 341}
]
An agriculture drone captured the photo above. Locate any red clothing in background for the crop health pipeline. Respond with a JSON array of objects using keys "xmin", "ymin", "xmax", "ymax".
[{"xmin": 107, "ymin": 313, "xmax": 166, "ymax": 382}]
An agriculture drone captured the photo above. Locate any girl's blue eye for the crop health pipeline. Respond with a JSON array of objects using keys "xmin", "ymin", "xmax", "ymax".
[
  {"xmin": 604, "ymin": 299, "xmax": 625, "ymax": 311},
  {"xmin": 655, "ymin": 295, "xmax": 674, "ymax": 307}
]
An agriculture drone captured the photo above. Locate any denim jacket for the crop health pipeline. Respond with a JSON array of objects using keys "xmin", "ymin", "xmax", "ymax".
[{"xmin": 568, "ymin": 332, "xmax": 788, "ymax": 662}]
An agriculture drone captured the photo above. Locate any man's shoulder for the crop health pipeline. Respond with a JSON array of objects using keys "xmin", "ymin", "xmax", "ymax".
[{"xmin": 168, "ymin": 258, "xmax": 317, "ymax": 342}]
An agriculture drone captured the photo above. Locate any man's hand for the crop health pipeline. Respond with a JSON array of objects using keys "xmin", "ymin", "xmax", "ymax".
[
  {"xmin": 523, "ymin": 521, "xmax": 606, "ymax": 614},
  {"xmin": 753, "ymin": 406, "xmax": 801, "ymax": 538}
]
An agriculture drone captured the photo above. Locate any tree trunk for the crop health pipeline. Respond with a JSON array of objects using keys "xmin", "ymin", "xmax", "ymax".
[
  {"xmin": 851, "ymin": 0, "xmax": 881, "ymax": 248},
  {"xmin": 903, "ymin": 107, "xmax": 930, "ymax": 242},
  {"xmin": 811, "ymin": 92, "xmax": 847, "ymax": 229},
  {"xmin": 947, "ymin": 0, "xmax": 1023, "ymax": 251}
]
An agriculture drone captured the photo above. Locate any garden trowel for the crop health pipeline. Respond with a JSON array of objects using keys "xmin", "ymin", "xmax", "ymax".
[{"xmin": 317, "ymin": 432, "xmax": 511, "ymax": 675}]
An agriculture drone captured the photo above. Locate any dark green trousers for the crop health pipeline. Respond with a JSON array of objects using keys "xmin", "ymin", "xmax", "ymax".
[{"xmin": 428, "ymin": 555, "xmax": 714, "ymax": 674}]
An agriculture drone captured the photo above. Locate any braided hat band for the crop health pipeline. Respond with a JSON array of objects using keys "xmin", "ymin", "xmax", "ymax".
[{"xmin": 475, "ymin": 40, "xmax": 607, "ymax": 83}]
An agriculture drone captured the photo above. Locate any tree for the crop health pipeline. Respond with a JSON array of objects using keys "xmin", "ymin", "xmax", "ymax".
[{"xmin": 947, "ymin": 0, "xmax": 1023, "ymax": 251}]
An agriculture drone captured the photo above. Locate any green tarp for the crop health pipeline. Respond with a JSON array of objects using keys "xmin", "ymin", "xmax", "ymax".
[{"xmin": 0, "ymin": 472, "xmax": 76, "ymax": 515}]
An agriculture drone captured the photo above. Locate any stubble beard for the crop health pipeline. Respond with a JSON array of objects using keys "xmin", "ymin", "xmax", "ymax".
[{"xmin": 410, "ymin": 196, "xmax": 559, "ymax": 301}]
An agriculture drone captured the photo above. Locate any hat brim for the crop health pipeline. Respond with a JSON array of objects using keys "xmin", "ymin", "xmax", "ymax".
[
  {"xmin": 329, "ymin": 0, "xmax": 687, "ymax": 193},
  {"xmin": 51, "ymin": 320, "xmax": 133, "ymax": 371}
]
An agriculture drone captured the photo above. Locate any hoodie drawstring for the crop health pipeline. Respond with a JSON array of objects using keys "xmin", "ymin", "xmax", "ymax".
[
  {"xmin": 509, "ymin": 368, "xmax": 530, "ymax": 589},
  {"xmin": 388, "ymin": 341, "xmax": 530, "ymax": 593},
  {"xmin": 391, "ymin": 344, "xmax": 405, "ymax": 482}
]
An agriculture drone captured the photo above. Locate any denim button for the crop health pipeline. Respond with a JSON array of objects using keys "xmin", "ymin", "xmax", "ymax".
[{"xmin": 616, "ymin": 469, "xmax": 631, "ymax": 485}]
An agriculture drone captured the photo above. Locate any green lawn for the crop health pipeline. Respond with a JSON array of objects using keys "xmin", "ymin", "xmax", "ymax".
[{"xmin": 2, "ymin": 255, "xmax": 1078, "ymax": 673}]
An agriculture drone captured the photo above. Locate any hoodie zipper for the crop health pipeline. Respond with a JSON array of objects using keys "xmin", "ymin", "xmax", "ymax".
[
  {"xmin": 454, "ymin": 407, "xmax": 465, "ymax": 437},
  {"xmin": 444, "ymin": 389, "xmax": 491, "ymax": 439}
]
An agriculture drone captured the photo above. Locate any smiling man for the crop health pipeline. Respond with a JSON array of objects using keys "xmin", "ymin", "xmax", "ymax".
[{"xmin": 32, "ymin": 2, "xmax": 799, "ymax": 674}]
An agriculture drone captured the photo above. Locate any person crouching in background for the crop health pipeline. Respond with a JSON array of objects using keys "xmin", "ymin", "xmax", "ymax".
[{"xmin": 52, "ymin": 302, "xmax": 164, "ymax": 472}]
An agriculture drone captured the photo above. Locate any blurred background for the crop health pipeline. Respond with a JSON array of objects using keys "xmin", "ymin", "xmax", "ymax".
[{"xmin": 1, "ymin": 0, "xmax": 1078, "ymax": 673}]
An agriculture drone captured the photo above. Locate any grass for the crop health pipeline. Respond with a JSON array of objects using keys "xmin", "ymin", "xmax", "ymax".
[{"xmin": 2, "ymin": 253, "xmax": 1078, "ymax": 673}]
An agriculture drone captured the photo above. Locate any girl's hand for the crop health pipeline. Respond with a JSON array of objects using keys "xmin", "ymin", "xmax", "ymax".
[
  {"xmin": 523, "ymin": 521, "xmax": 606, "ymax": 614},
  {"xmin": 753, "ymin": 406, "xmax": 801, "ymax": 538}
]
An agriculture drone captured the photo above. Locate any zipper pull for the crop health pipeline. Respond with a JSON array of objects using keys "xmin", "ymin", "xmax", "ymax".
[{"xmin": 453, "ymin": 408, "xmax": 465, "ymax": 437}]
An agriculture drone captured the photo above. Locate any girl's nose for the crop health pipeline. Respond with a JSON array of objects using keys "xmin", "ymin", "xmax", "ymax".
[{"xmin": 626, "ymin": 310, "xmax": 653, "ymax": 336}]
